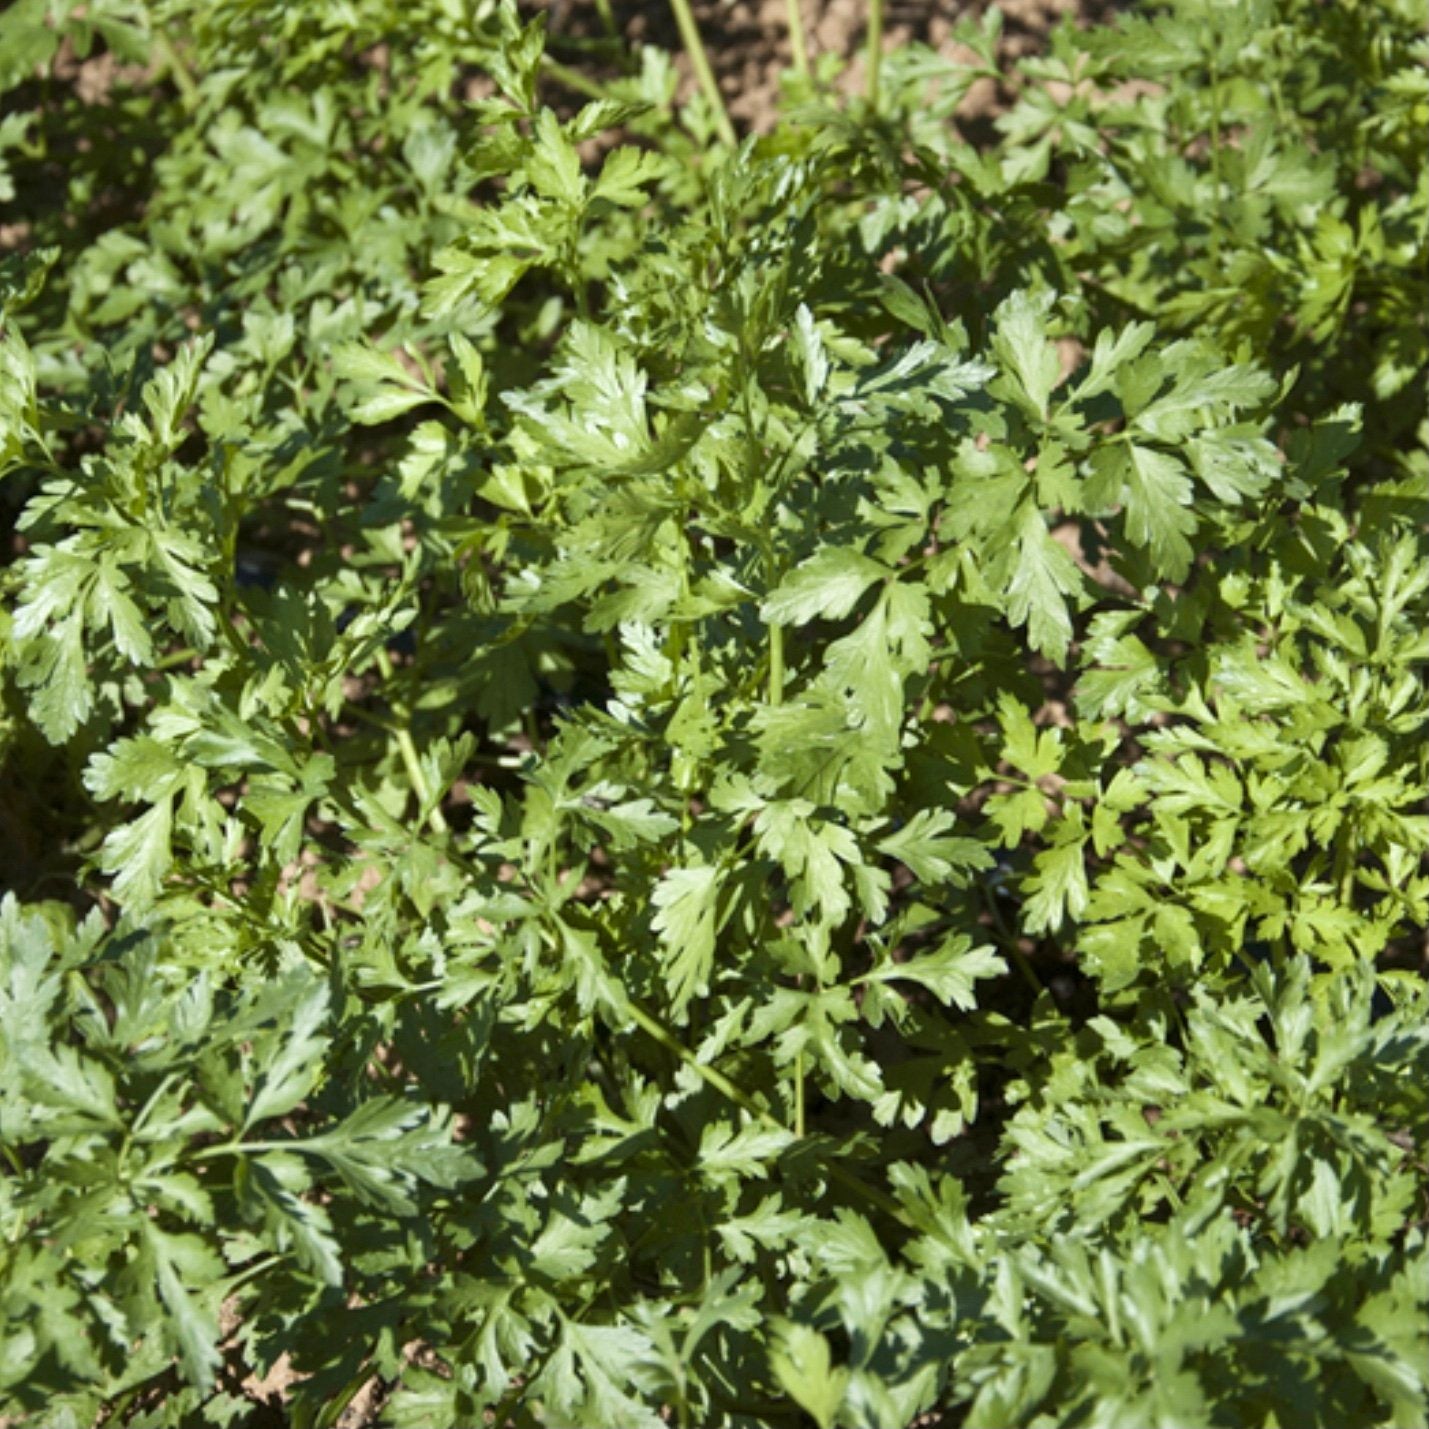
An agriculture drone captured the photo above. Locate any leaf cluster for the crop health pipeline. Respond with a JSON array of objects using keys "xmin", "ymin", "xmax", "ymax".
[{"xmin": 1, "ymin": 2, "xmax": 1426, "ymax": 1425}]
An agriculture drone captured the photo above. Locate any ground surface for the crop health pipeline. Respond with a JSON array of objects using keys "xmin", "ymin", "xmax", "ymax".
[{"xmin": 548, "ymin": 0, "xmax": 1117, "ymax": 128}]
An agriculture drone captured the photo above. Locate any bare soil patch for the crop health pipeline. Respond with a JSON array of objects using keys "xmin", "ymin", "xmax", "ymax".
[{"xmin": 546, "ymin": 0, "xmax": 1122, "ymax": 130}]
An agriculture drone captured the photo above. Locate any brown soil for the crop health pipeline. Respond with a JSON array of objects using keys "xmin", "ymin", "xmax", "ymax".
[{"xmin": 546, "ymin": 0, "xmax": 1121, "ymax": 131}]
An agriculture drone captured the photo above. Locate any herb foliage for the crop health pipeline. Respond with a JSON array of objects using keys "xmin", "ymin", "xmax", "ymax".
[{"xmin": 1, "ymin": 1, "xmax": 1427, "ymax": 1425}]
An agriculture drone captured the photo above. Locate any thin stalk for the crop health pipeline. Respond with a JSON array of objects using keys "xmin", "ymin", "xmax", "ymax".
[
  {"xmin": 190, "ymin": 1140, "xmax": 301, "ymax": 1160},
  {"xmin": 785, "ymin": 0, "xmax": 810, "ymax": 80},
  {"xmin": 343, "ymin": 697, "xmax": 514, "ymax": 768},
  {"xmin": 488, "ymin": 1377, "xmax": 529, "ymax": 1429},
  {"xmin": 768, "ymin": 623, "xmax": 785, "ymax": 706},
  {"xmin": 794, "ymin": 1048, "xmax": 806, "ymax": 1138},
  {"xmin": 395, "ymin": 724, "xmax": 448, "ymax": 834},
  {"xmin": 983, "ymin": 883, "xmax": 1044, "ymax": 998},
  {"xmin": 218, "ymin": 1254, "xmax": 283, "ymax": 1296},
  {"xmin": 152, "ymin": 27, "xmax": 200, "ymax": 110},
  {"xmin": 627, "ymin": 1000, "xmax": 771, "ymax": 1126},
  {"xmin": 865, "ymin": 0, "xmax": 885, "ymax": 110},
  {"xmin": 375, "ymin": 647, "xmax": 449, "ymax": 836},
  {"xmin": 1207, "ymin": 51, "xmax": 1223, "ymax": 260},
  {"xmin": 341, "ymin": 699, "xmax": 401, "ymax": 735},
  {"xmin": 539, "ymin": 54, "xmax": 611, "ymax": 103},
  {"xmin": 626, "ymin": 999, "xmax": 908, "ymax": 1224},
  {"xmin": 667, "ymin": 0, "xmax": 738, "ymax": 149},
  {"xmin": 1334, "ymin": 833, "xmax": 1356, "ymax": 905},
  {"xmin": 130, "ymin": 1072, "xmax": 182, "ymax": 1138},
  {"xmin": 1158, "ymin": 1172, "xmax": 1185, "ymax": 1212}
]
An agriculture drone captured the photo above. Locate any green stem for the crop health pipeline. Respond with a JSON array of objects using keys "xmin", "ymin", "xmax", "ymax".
[
  {"xmin": 1207, "ymin": 50, "xmax": 1223, "ymax": 260},
  {"xmin": 130, "ymin": 1072, "xmax": 182, "ymax": 1137},
  {"xmin": 396, "ymin": 724, "xmax": 449, "ymax": 834},
  {"xmin": 865, "ymin": 0, "xmax": 885, "ymax": 110},
  {"xmin": 343, "ymin": 697, "xmax": 512, "ymax": 768},
  {"xmin": 1333, "ymin": 832, "xmax": 1356, "ymax": 905},
  {"xmin": 488, "ymin": 1376, "xmax": 529, "ymax": 1429},
  {"xmin": 667, "ymin": 0, "xmax": 738, "ymax": 149},
  {"xmin": 218, "ymin": 1253, "xmax": 283, "ymax": 1296},
  {"xmin": 983, "ymin": 883, "xmax": 1044, "ymax": 998},
  {"xmin": 768, "ymin": 623, "xmax": 785, "ymax": 706},
  {"xmin": 341, "ymin": 699, "xmax": 401, "ymax": 735},
  {"xmin": 190, "ymin": 1140, "xmax": 299, "ymax": 1160},
  {"xmin": 152, "ymin": 27, "xmax": 200, "ymax": 109},
  {"xmin": 786, "ymin": 0, "xmax": 810, "ymax": 80},
  {"xmin": 794, "ymin": 1048, "xmax": 806, "ymax": 1138},
  {"xmin": 625, "ymin": 999, "xmax": 908, "ymax": 1224},
  {"xmin": 628, "ymin": 1000, "xmax": 770, "ymax": 1125},
  {"xmin": 375, "ymin": 647, "xmax": 449, "ymax": 836},
  {"xmin": 540, "ymin": 54, "xmax": 611, "ymax": 103},
  {"xmin": 1158, "ymin": 1171, "xmax": 1185, "ymax": 1212}
]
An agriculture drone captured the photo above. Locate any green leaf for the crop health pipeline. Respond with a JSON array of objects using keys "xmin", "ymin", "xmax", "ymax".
[
  {"xmin": 334, "ymin": 342, "xmax": 436, "ymax": 425},
  {"xmin": 1118, "ymin": 443, "xmax": 1197, "ymax": 579},
  {"xmin": 99, "ymin": 799, "xmax": 174, "ymax": 908},
  {"xmin": 85, "ymin": 737, "xmax": 184, "ymax": 802},
  {"xmin": 245, "ymin": 978, "xmax": 330, "ymax": 1128},
  {"xmin": 699, "ymin": 1119, "xmax": 793, "ymax": 1178},
  {"xmin": 762, "ymin": 548, "xmax": 889, "ymax": 626},
  {"xmin": 792, "ymin": 304, "xmax": 829, "ymax": 406},
  {"xmin": 593, "ymin": 146, "xmax": 667, "ymax": 207},
  {"xmin": 754, "ymin": 802, "xmax": 862, "ymax": 928},
  {"xmin": 651, "ymin": 864, "xmax": 722, "ymax": 1014},
  {"xmin": 991, "ymin": 289, "xmax": 1061, "ymax": 419},
  {"xmin": 146, "ymin": 1226, "xmax": 223, "ymax": 1389},
  {"xmin": 1006, "ymin": 503, "xmax": 1081, "ymax": 661},
  {"xmin": 1023, "ymin": 821, "xmax": 1090, "ymax": 933},
  {"xmin": 997, "ymin": 694, "xmax": 1064, "ymax": 780},
  {"xmin": 526, "ymin": 110, "xmax": 585, "ymax": 206},
  {"xmin": 771, "ymin": 1322, "xmax": 849, "ymax": 1429},
  {"xmin": 877, "ymin": 809, "xmax": 992, "ymax": 885},
  {"xmin": 865, "ymin": 935, "xmax": 1006, "ymax": 1010}
]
